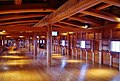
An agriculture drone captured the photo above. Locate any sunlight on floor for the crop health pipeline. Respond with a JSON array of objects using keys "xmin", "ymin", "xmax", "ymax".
[
  {"xmin": 0, "ymin": 70, "xmax": 44, "ymax": 81},
  {"xmin": 0, "ymin": 55, "xmax": 31, "ymax": 59},
  {"xmin": 52, "ymin": 54, "xmax": 63, "ymax": 58},
  {"xmin": 0, "ymin": 60, "xmax": 32, "ymax": 66},
  {"xmin": 87, "ymin": 68, "xmax": 118, "ymax": 77},
  {"xmin": 8, "ymin": 50, "xmax": 21, "ymax": 54},
  {"xmin": 62, "ymin": 60, "xmax": 84, "ymax": 63}
]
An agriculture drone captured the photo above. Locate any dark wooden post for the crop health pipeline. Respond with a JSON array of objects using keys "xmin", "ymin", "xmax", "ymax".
[
  {"xmin": 99, "ymin": 40, "xmax": 103, "ymax": 64},
  {"xmin": 67, "ymin": 34, "xmax": 71, "ymax": 56},
  {"xmin": 34, "ymin": 33, "xmax": 37, "ymax": 57},
  {"xmin": 47, "ymin": 24, "xmax": 52, "ymax": 66},
  {"xmin": 28, "ymin": 36, "xmax": 31, "ymax": 51},
  {"xmin": 119, "ymin": 53, "xmax": 120, "ymax": 70}
]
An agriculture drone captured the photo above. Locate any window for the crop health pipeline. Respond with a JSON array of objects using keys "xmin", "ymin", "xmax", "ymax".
[
  {"xmin": 43, "ymin": 40, "xmax": 45, "ymax": 43},
  {"xmin": 111, "ymin": 41, "xmax": 120, "ymax": 52},
  {"xmin": 61, "ymin": 40, "xmax": 65, "ymax": 46},
  {"xmin": 81, "ymin": 41, "xmax": 85, "ymax": 48},
  {"xmin": 52, "ymin": 31, "xmax": 58, "ymax": 36},
  {"xmin": 40, "ymin": 40, "xmax": 42, "ymax": 43}
]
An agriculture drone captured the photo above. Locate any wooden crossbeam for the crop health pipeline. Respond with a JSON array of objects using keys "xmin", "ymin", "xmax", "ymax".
[
  {"xmin": 34, "ymin": 0, "xmax": 102, "ymax": 27},
  {"xmin": 0, "ymin": 20, "xmax": 39, "ymax": 26},
  {"xmin": 103, "ymin": 0, "xmax": 120, "ymax": 7},
  {"xmin": 0, "ymin": 9, "xmax": 55, "ymax": 15},
  {"xmin": 78, "ymin": 3, "xmax": 112, "ymax": 17},
  {"xmin": 96, "ymin": 4, "xmax": 112, "ymax": 10},
  {"xmin": 0, "ymin": 26, "xmax": 46, "ymax": 32},
  {"xmin": 14, "ymin": 0, "xmax": 22, "ymax": 5},
  {"xmin": 0, "ymin": 14, "xmax": 46, "ymax": 21},
  {"xmin": 81, "ymin": 9, "xmax": 120, "ymax": 22},
  {"xmin": 1, "ymin": 23, "xmax": 35, "ymax": 27},
  {"xmin": 69, "ymin": 16, "xmax": 100, "ymax": 26},
  {"xmin": 102, "ymin": 23, "xmax": 120, "ymax": 29},
  {"xmin": 59, "ymin": 21, "xmax": 84, "ymax": 28}
]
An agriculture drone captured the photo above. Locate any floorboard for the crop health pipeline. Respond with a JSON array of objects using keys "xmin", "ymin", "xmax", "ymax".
[{"xmin": 0, "ymin": 49, "xmax": 120, "ymax": 81}]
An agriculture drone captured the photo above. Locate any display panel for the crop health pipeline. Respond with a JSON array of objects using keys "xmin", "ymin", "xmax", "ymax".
[
  {"xmin": 52, "ymin": 31, "xmax": 58, "ymax": 36},
  {"xmin": 80, "ymin": 41, "xmax": 85, "ymax": 48},
  {"xmin": 111, "ymin": 41, "xmax": 120, "ymax": 52},
  {"xmin": 61, "ymin": 40, "xmax": 65, "ymax": 46}
]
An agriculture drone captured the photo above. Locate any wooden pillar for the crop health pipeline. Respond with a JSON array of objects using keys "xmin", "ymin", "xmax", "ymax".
[
  {"xmin": 28, "ymin": 36, "xmax": 31, "ymax": 51},
  {"xmin": 85, "ymin": 50, "xmax": 88, "ymax": 60},
  {"xmin": 99, "ymin": 40, "xmax": 103, "ymax": 64},
  {"xmin": 109, "ymin": 53, "xmax": 113, "ymax": 67},
  {"xmin": 92, "ymin": 40, "xmax": 95, "ymax": 62},
  {"xmin": 34, "ymin": 33, "xmax": 37, "ymax": 57},
  {"xmin": 2, "ymin": 36, "xmax": 5, "ymax": 46},
  {"xmin": 67, "ymin": 34, "xmax": 70, "ymax": 55},
  {"xmin": 16, "ymin": 39, "xmax": 19, "ymax": 49},
  {"xmin": 47, "ymin": 24, "xmax": 52, "ymax": 66},
  {"xmin": 119, "ymin": 53, "xmax": 120, "ymax": 70}
]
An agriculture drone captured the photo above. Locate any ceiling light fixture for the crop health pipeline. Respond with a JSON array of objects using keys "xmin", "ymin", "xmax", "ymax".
[{"xmin": 83, "ymin": 25, "xmax": 88, "ymax": 29}]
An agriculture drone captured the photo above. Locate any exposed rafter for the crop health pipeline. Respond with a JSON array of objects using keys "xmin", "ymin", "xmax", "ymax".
[
  {"xmin": 0, "ymin": 26, "xmax": 46, "ymax": 32},
  {"xmin": 0, "ymin": 9, "xmax": 55, "ymax": 15},
  {"xmin": 34, "ymin": 0, "xmax": 103, "ymax": 27},
  {"xmin": 0, "ymin": 14, "xmax": 46, "ymax": 21},
  {"xmin": 81, "ymin": 9, "xmax": 120, "ymax": 22},
  {"xmin": 96, "ymin": 4, "xmax": 112, "ymax": 10},
  {"xmin": 0, "ymin": 20, "xmax": 39, "ymax": 26},
  {"xmin": 103, "ymin": 0, "xmax": 120, "ymax": 7},
  {"xmin": 69, "ymin": 16, "xmax": 100, "ymax": 26},
  {"xmin": 59, "ymin": 21, "xmax": 84, "ymax": 28}
]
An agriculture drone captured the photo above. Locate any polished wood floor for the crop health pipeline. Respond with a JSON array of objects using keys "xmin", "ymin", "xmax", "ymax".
[{"xmin": 0, "ymin": 49, "xmax": 120, "ymax": 81}]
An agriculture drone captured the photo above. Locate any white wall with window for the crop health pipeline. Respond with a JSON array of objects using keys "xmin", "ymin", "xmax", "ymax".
[
  {"xmin": 80, "ymin": 41, "xmax": 85, "ymax": 48},
  {"xmin": 111, "ymin": 41, "xmax": 120, "ymax": 52}
]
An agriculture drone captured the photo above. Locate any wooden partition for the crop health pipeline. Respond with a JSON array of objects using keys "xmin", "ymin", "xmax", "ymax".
[
  {"xmin": 56, "ymin": 28, "xmax": 120, "ymax": 70},
  {"xmin": 111, "ymin": 53, "xmax": 119, "ymax": 68}
]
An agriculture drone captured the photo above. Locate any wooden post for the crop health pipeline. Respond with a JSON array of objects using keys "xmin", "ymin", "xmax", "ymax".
[
  {"xmin": 109, "ymin": 53, "xmax": 113, "ymax": 67},
  {"xmin": 119, "ymin": 53, "xmax": 120, "ymax": 70},
  {"xmin": 92, "ymin": 40, "xmax": 95, "ymax": 62},
  {"xmin": 47, "ymin": 24, "xmax": 52, "ymax": 66},
  {"xmin": 28, "ymin": 36, "xmax": 31, "ymax": 51},
  {"xmin": 99, "ymin": 40, "xmax": 103, "ymax": 64},
  {"xmin": 0, "ymin": 35, "xmax": 2, "ymax": 53},
  {"xmin": 85, "ymin": 49, "xmax": 88, "ymax": 60},
  {"xmin": 2, "ymin": 36, "xmax": 5, "ymax": 46},
  {"xmin": 16, "ymin": 39, "xmax": 19, "ymax": 49},
  {"xmin": 34, "ymin": 33, "xmax": 37, "ymax": 57},
  {"xmin": 67, "ymin": 34, "xmax": 70, "ymax": 56}
]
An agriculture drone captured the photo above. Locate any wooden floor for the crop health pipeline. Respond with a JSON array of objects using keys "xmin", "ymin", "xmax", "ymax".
[{"xmin": 0, "ymin": 49, "xmax": 120, "ymax": 81}]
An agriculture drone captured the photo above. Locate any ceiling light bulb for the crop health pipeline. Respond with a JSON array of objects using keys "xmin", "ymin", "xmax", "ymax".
[
  {"xmin": 84, "ymin": 25, "xmax": 88, "ymax": 28},
  {"xmin": 2, "ymin": 30, "xmax": 6, "ymax": 32}
]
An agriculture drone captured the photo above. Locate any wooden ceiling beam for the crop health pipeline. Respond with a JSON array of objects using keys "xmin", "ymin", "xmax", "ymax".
[
  {"xmin": 0, "ymin": 9, "xmax": 55, "ymax": 15},
  {"xmin": 53, "ymin": 26, "xmax": 100, "ymax": 33},
  {"xmin": 78, "ymin": 3, "xmax": 112, "ymax": 17},
  {"xmin": 0, "ymin": 23, "xmax": 35, "ymax": 27},
  {"xmin": 0, "ymin": 20, "xmax": 39, "ymax": 26},
  {"xmin": 53, "ymin": 23, "xmax": 81, "ymax": 29},
  {"xmin": 101, "ymin": 23, "xmax": 120, "ymax": 29},
  {"xmin": 103, "ymin": 0, "xmax": 120, "ymax": 7},
  {"xmin": 69, "ymin": 4, "xmax": 112, "ymax": 27},
  {"xmin": 81, "ymin": 9, "xmax": 120, "ymax": 22},
  {"xmin": 96, "ymin": 4, "xmax": 112, "ymax": 10},
  {"xmin": 34, "ymin": 0, "xmax": 102, "ymax": 27},
  {"xmin": 14, "ymin": 0, "xmax": 22, "ymax": 5},
  {"xmin": 0, "ymin": 14, "xmax": 46, "ymax": 21},
  {"xmin": 59, "ymin": 21, "xmax": 84, "ymax": 28},
  {"xmin": 0, "ymin": 26, "xmax": 46, "ymax": 32},
  {"xmin": 69, "ymin": 16, "xmax": 100, "ymax": 26}
]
